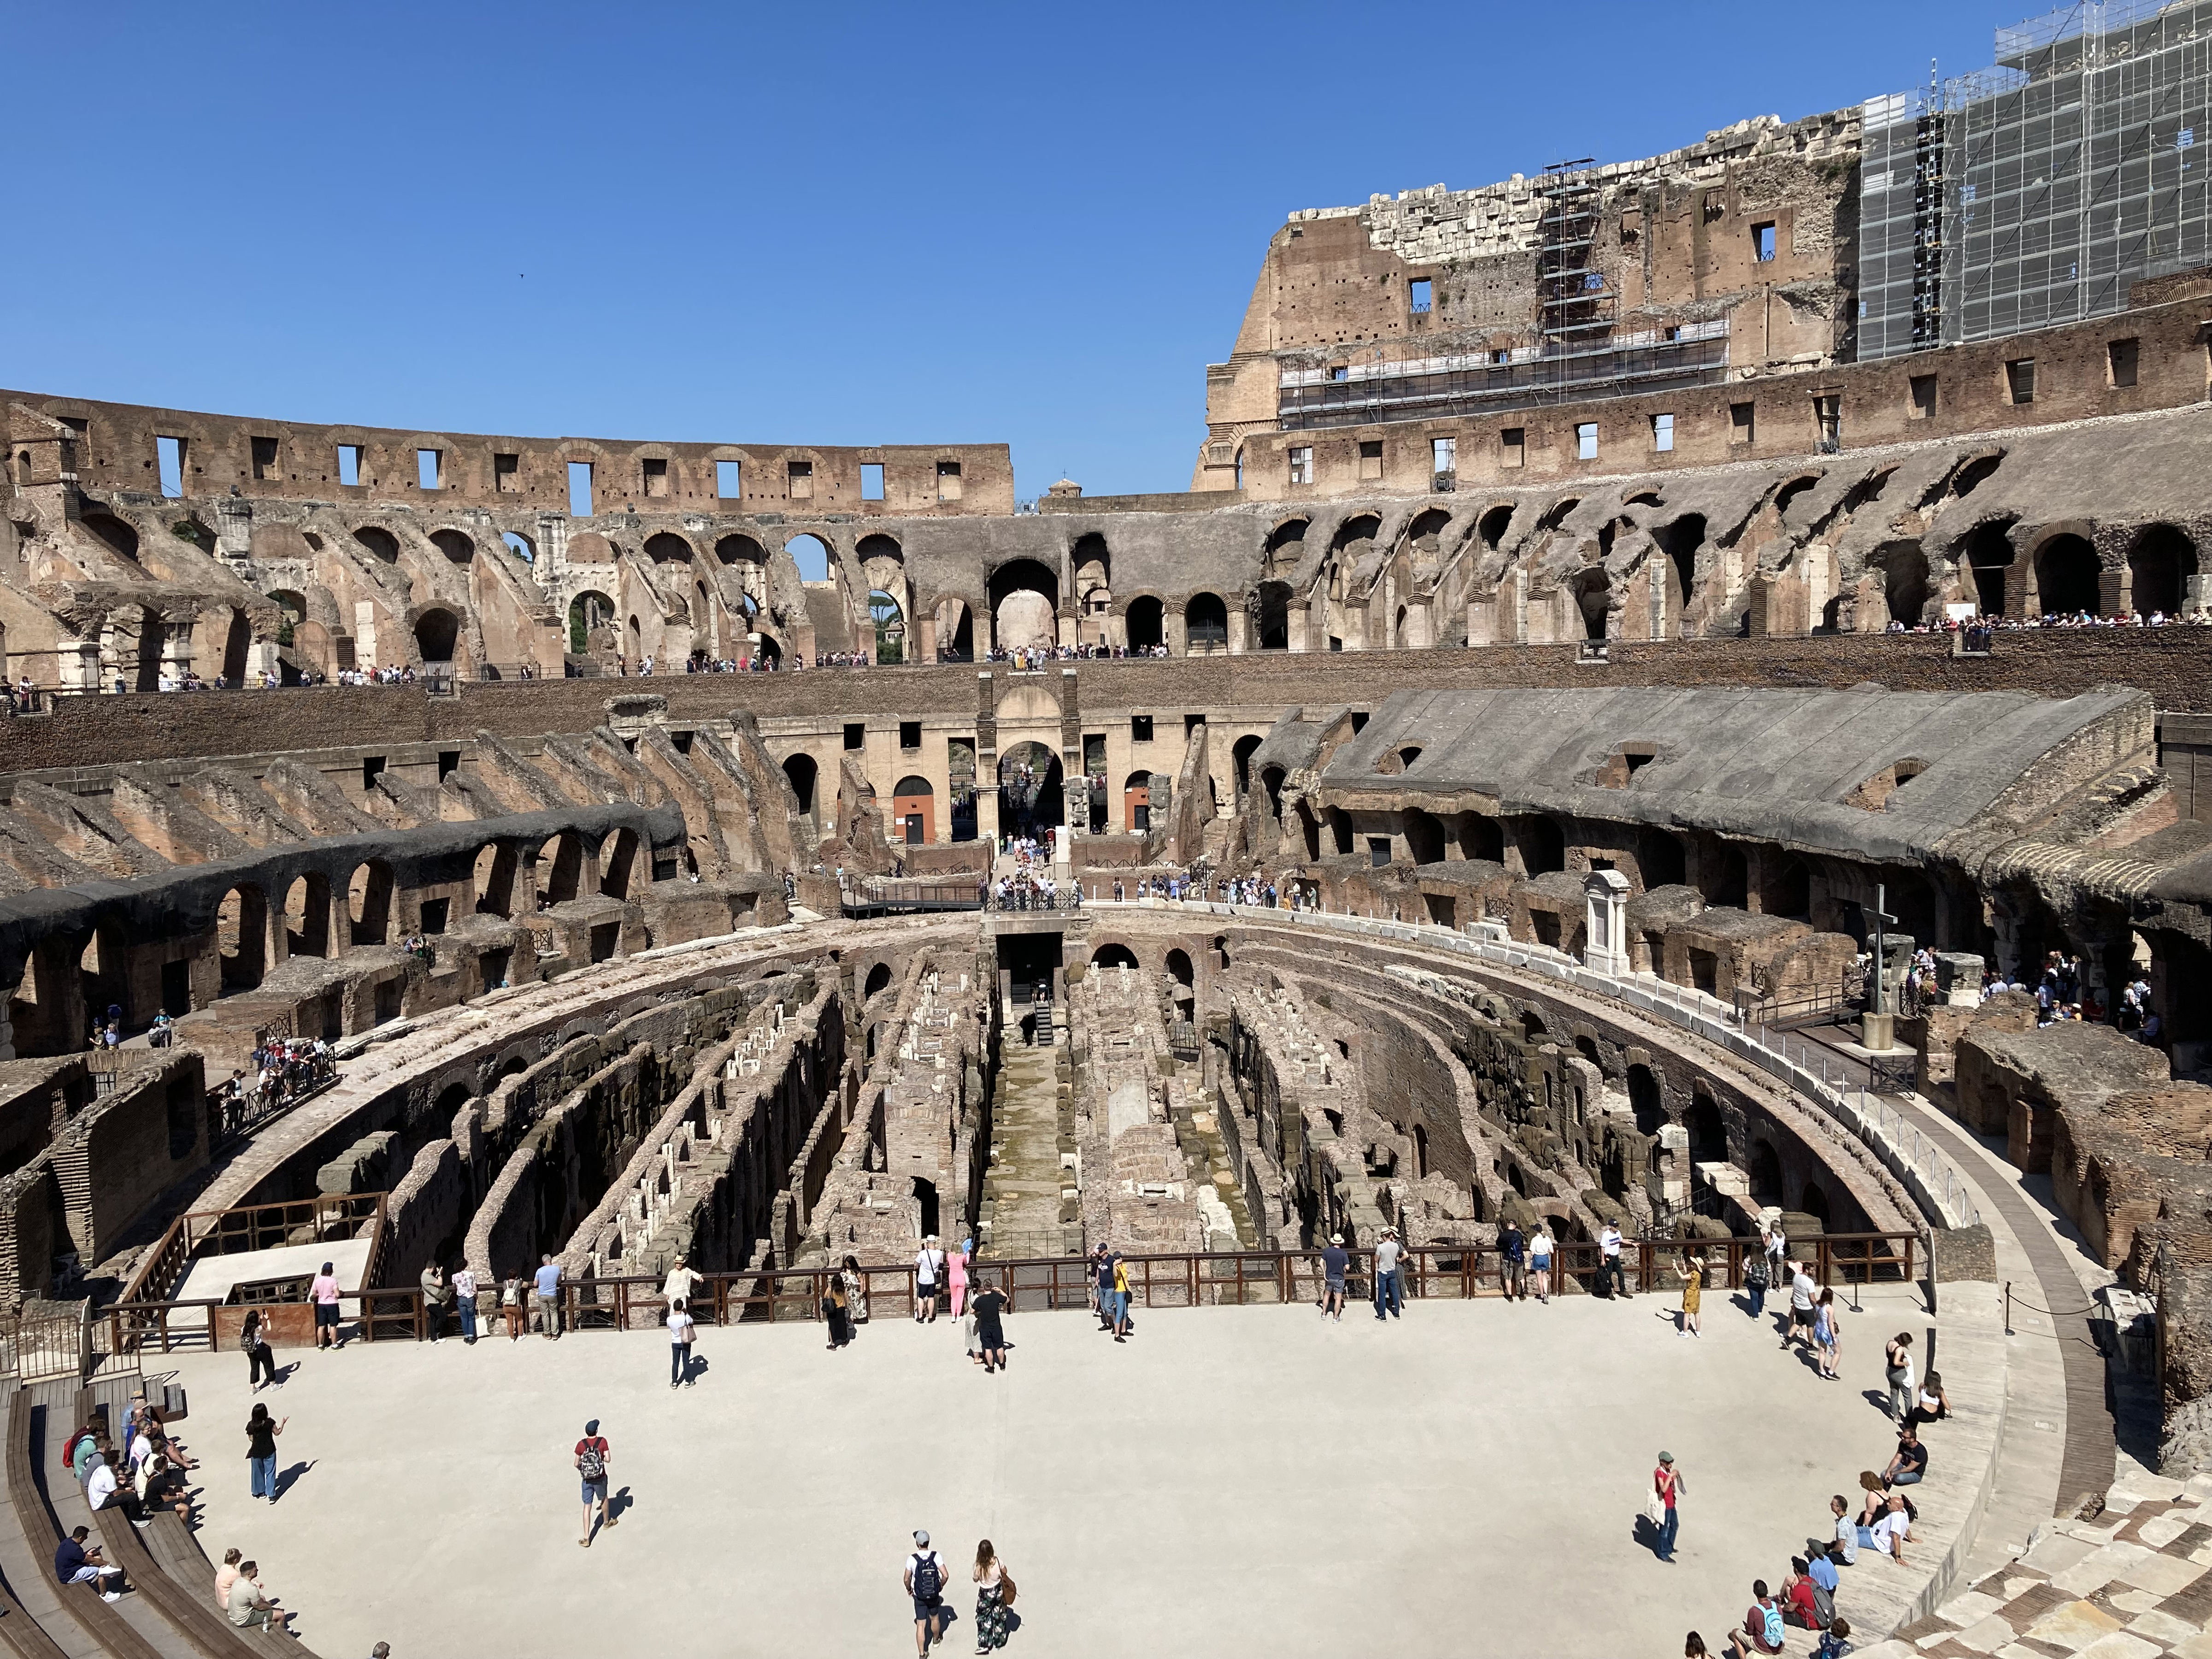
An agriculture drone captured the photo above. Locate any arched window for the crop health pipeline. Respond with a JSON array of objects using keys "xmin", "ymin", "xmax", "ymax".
[
  {"xmin": 1184, "ymin": 592, "xmax": 1228, "ymax": 651},
  {"xmin": 2034, "ymin": 534, "xmax": 2102, "ymax": 616}
]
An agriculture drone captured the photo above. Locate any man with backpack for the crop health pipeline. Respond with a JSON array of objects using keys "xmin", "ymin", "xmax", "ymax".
[
  {"xmin": 1500, "ymin": 1219, "xmax": 1526, "ymax": 1300},
  {"xmin": 1726, "ymin": 1580, "xmax": 1786, "ymax": 1658},
  {"xmin": 1781, "ymin": 1558, "xmax": 1831, "ymax": 1629},
  {"xmin": 903, "ymin": 1528, "xmax": 953, "ymax": 1654},
  {"xmin": 574, "ymin": 1420, "xmax": 614, "ymax": 1547}
]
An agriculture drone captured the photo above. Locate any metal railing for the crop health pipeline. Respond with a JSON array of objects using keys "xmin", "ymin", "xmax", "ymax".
[{"xmin": 92, "ymin": 1231, "xmax": 1921, "ymax": 1353}]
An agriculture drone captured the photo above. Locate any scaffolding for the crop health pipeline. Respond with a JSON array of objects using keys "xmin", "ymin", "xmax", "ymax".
[
  {"xmin": 1535, "ymin": 159, "xmax": 1618, "ymax": 393},
  {"xmin": 1859, "ymin": 0, "xmax": 2212, "ymax": 357}
]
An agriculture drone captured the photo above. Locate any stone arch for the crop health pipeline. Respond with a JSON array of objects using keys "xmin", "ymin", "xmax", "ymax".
[
  {"xmin": 1404, "ymin": 808, "xmax": 1445, "ymax": 865},
  {"xmin": 1627, "ymin": 1063, "xmax": 1663, "ymax": 1135},
  {"xmin": 1798, "ymin": 1176, "xmax": 1832, "ymax": 1226},
  {"xmin": 216, "ymin": 883, "xmax": 268, "ymax": 990},
  {"xmin": 81, "ymin": 512, "xmax": 140, "ymax": 561},
  {"xmin": 1183, "ymin": 591, "xmax": 1228, "ymax": 651},
  {"xmin": 715, "ymin": 533, "xmax": 767, "ymax": 565},
  {"xmin": 1515, "ymin": 816, "xmax": 1565, "ymax": 875},
  {"xmin": 599, "ymin": 827, "xmax": 640, "ymax": 900},
  {"xmin": 1254, "ymin": 580, "xmax": 1293, "ymax": 649},
  {"xmin": 535, "ymin": 832, "xmax": 585, "ymax": 906},
  {"xmin": 430, "ymin": 528, "xmax": 474, "ymax": 564},
  {"xmin": 1092, "ymin": 943, "xmax": 1140, "ymax": 970},
  {"xmin": 2032, "ymin": 531, "xmax": 2102, "ymax": 616},
  {"xmin": 2127, "ymin": 524, "xmax": 2196, "ymax": 615},
  {"xmin": 567, "ymin": 590, "xmax": 614, "ymax": 655},
  {"xmin": 347, "ymin": 859, "xmax": 392, "ymax": 945},
  {"xmin": 1124, "ymin": 595, "xmax": 1165, "ymax": 653},
  {"xmin": 1330, "ymin": 513, "xmax": 1382, "ymax": 554},
  {"xmin": 220, "ymin": 608, "xmax": 251, "ymax": 683},
  {"xmin": 784, "ymin": 533, "xmax": 832, "ymax": 583},
  {"xmin": 864, "ymin": 961, "xmax": 894, "ymax": 1000},
  {"xmin": 1478, "ymin": 502, "xmax": 1515, "ymax": 552},
  {"xmin": 1455, "ymin": 812, "xmax": 1505, "ymax": 863},
  {"xmin": 1879, "ymin": 545, "xmax": 1930, "ymax": 626},
  {"xmin": 1570, "ymin": 569, "xmax": 1610, "ymax": 639},
  {"xmin": 474, "ymin": 842, "xmax": 518, "ymax": 917},
  {"xmin": 1404, "ymin": 507, "xmax": 1452, "ymax": 555},
  {"xmin": 1773, "ymin": 473, "xmax": 1823, "ymax": 516},
  {"xmin": 1685, "ymin": 1086, "xmax": 1727, "ymax": 1164},
  {"xmin": 1655, "ymin": 516, "xmax": 1705, "ymax": 624},
  {"xmin": 782, "ymin": 752, "xmax": 818, "ymax": 819},
  {"xmin": 1640, "ymin": 828, "xmax": 1687, "ymax": 888},
  {"xmin": 282, "ymin": 872, "xmax": 331, "ymax": 959},
  {"xmin": 1748, "ymin": 1138, "xmax": 1783, "ymax": 1201},
  {"xmin": 414, "ymin": 607, "xmax": 461, "ymax": 663},
  {"xmin": 1166, "ymin": 948, "xmax": 1194, "ymax": 987},
  {"xmin": 645, "ymin": 531, "xmax": 693, "ymax": 564},
  {"xmin": 1535, "ymin": 497, "xmax": 1581, "ymax": 533},
  {"xmin": 1122, "ymin": 770, "xmax": 1153, "ymax": 833},
  {"xmin": 1962, "ymin": 520, "xmax": 2018, "ymax": 615},
  {"xmin": 1231, "ymin": 734, "xmax": 1263, "ymax": 799},
  {"xmin": 988, "ymin": 558, "xmax": 1058, "ymax": 651},
  {"xmin": 353, "ymin": 526, "xmax": 400, "ymax": 562}
]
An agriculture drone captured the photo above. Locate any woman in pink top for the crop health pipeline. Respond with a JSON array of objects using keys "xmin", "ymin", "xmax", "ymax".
[
  {"xmin": 946, "ymin": 1240, "xmax": 971, "ymax": 1318},
  {"xmin": 308, "ymin": 1261, "xmax": 342, "ymax": 1349}
]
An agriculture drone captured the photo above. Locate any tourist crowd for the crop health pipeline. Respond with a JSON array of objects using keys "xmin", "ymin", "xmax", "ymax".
[{"xmin": 218, "ymin": 1037, "xmax": 338, "ymax": 1136}]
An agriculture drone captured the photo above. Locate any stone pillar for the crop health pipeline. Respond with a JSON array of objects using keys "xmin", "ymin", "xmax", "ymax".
[
  {"xmin": 975, "ymin": 672, "xmax": 1000, "ymax": 848},
  {"xmin": 215, "ymin": 496, "xmax": 253, "ymax": 567},
  {"xmin": 916, "ymin": 614, "xmax": 937, "ymax": 665},
  {"xmin": 1227, "ymin": 609, "xmax": 1248, "ymax": 655},
  {"xmin": 1583, "ymin": 870, "xmax": 1631, "ymax": 976},
  {"xmin": 1934, "ymin": 952, "xmax": 1983, "ymax": 1006}
]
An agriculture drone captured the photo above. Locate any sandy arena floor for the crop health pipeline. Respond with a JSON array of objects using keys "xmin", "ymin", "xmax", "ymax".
[{"xmin": 159, "ymin": 1285, "xmax": 1941, "ymax": 1658}]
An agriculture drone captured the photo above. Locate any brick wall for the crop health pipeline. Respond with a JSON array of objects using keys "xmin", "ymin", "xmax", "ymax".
[{"xmin": 9, "ymin": 630, "xmax": 2212, "ymax": 776}]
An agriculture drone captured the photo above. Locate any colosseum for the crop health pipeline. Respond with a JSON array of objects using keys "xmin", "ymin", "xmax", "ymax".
[{"xmin": 3, "ymin": 10, "xmax": 2212, "ymax": 1656}]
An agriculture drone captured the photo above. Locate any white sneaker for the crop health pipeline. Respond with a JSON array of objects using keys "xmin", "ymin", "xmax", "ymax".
[{"xmin": 102, "ymin": 1590, "xmax": 121, "ymax": 1603}]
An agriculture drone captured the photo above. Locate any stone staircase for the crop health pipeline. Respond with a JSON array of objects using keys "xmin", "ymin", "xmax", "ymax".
[{"xmin": 977, "ymin": 1035, "xmax": 1079, "ymax": 1260}]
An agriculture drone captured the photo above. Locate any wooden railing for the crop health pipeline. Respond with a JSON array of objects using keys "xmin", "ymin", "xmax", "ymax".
[
  {"xmin": 114, "ymin": 1193, "xmax": 388, "ymax": 1312},
  {"xmin": 95, "ymin": 1231, "xmax": 1918, "ymax": 1354}
]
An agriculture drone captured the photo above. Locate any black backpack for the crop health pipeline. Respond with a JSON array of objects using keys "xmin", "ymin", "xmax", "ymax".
[{"xmin": 912, "ymin": 1552, "xmax": 943, "ymax": 1601}]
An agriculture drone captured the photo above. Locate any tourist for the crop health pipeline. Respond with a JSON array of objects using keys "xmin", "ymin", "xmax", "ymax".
[
  {"xmin": 1742, "ymin": 1249, "xmax": 1770, "ymax": 1320},
  {"xmin": 1905, "ymin": 1370, "xmax": 1951, "ymax": 1430},
  {"xmin": 245, "ymin": 1404, "xmax": 286, "ymax": 1502},
  {"xmin": 1111, "ymin": 1252, "xmax": 1132, "ymax": 1339},
  {"xmin": 973, "ymin": 1275, "xmax": 1011, "ymax": 1371},
  {"xmin": 419, "ymin": 1262, "xmax": 451, "ymax": 1342},
  {"xmin": 54, "ymin": 1524, "xmax": 123, "ymax": 1600},
  {"xmin": 1599, "ymin": 1220, "xmax": 1630, "ymax": 1298},
  {"xmin": 1784, "ymin": 1261, "xmax": 1818, "ymax": 1352},
  {"xmin": 1374, "ymin": 1225, "xmax": 1405, "ymax": 1319},
  {"xmin": 213, "ymin": 1546, "xmax": 244, "ymax": 1610},
  {"xmin": 1500, "ymin": 1218, "xmax": 1526, "ymax": 1300},
  {"xmin": 662, "ymin": 1253, "xmax": 704, "ymax": 1312},
  {"xmin": 309, "ymin": 1260, "xmax": 342, "ymax": 1349},
  {"xmin": 653, "ymin": 1294, "xmax": 693, "ymax": 1382},
  {"xmin": 904, "ymin": 1528, "xmax": 953, "ymax": 1654},
  {"xmin": 972, "ymin": 1538, "xmax": 1014, "ymax": 1652},
  {"xmin": 1685, "ymin": 1636, "xmax": 1708, "ymax": 1659},
  {"xmin": 88, "ymin": 1444, "xmax": 149, "ymax": 1524},
  {"xmin": 501, "ymin": 1274, "xmax": 526, "ymax": 1341},
  {"xmin": 1725, "ymin": 1581, "xmax": 1786, "ymax": 1658},
  {"xmin": 916, "ymin": 1235, "xmax": 944, "ymax": 1324},
  {"xmin": 1824, "ymin": 1495, "xmax": 1858, "ymax": 1566},
  {"xmin": 1806, "ymin": 1544, "xmax": 1840, "ymax": 1609},
  {"xmin": 946, "ymin": 1239, "xmax": 970, "ymax": 1319},
  {"xmin": 1859, "ymin": 1493, "xmax": 1914, "ymax": 1565},
  {"xmin": 1651, "ymin": 1451, "xmax": 1683, "ymax": 1562},
  {"xmin": 1763, "ymin": 1224, "xmax": 1788, "ymax": 1296},
  {"xmin": 575, "ymin": 1420, "xmax": 613, "ymax": 1547},
  {"xmin": 534, "ymin": 1253, "xmax": 564, "ymax": 1338},
  {"xmin": 1883, "ymin": 1331, "xmax": 1917, "ymax": 1419},
  {"xmin": 241, "ymin": 1307, "xmax": 278, "ymax": 1389},
  {"xmin": 1882, "ymin": 1424, "xmax": 1929, "ymax": 1489},
  {"xmin": 1528, "ymin": 1224, "xmax": 1553, "ymax": 1302},
  {"xmin": 825, "ymin": 1272, "xmax": 853, "ymax": 1351},
  {"xmin": 1320, "ymin": 1232, "xmax": 1349, "ymax": 1321},
  {"xmin": 843, "ymin": 1255, "xmax": 868, "ymax": 1337},
  {"xmin": 1091, "ymin": 1244, "xmax": 1114, "ymax": 1330},
  {"xmin": 1780, "ymin": 1559, "xmax": 1824, "ymax": 1629},
  {"xmin": 1814, "ymin": 1286, "xmax": 1841, "ymax": 1378},
  {"xmin": 1677, "ymin": 1247, "xmax": 1704, "ymax": 1338},
  {"xmin": 1816, "ymin": 1615, "xmax": 1853, "ymax": 1658},
  {"xmin": 453, "ymin": 1261, "xmax": 480, "ymax": 1343},
  {"xmin": 66, "ymin": 1420, "xmax": 101, "ymax": 1494},
  {"xmin": 226, "ymin": 1562, "xmax": 289, "ymax": 1633}
]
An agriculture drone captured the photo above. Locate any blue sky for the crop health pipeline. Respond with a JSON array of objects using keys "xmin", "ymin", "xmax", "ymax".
[{"xmin": 5, "ymin": 2, "xmax": 2004, "ymax": 498}]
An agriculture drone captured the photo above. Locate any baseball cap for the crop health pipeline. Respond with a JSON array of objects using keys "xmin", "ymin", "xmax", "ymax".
[{"xmin": 913, "ymin": 1529, "xmax": 930, "ymax": 1547}]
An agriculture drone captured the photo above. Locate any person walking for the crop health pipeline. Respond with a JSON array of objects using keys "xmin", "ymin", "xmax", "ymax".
[
  {"xmin": 309, "ymin": 1260, "xmax": 342, "ymax": 1349},
  {"xmin": 1743, "ymin": 1249, "xmax": 1770, "ymax": 1321},
  {"xmin": 1320, "ymin": 1233, "xmax": 1349, "ymax": 1321},
  {"xmin": 1883, "ymin": 1332, "xmax": 1917, "ymax": 1419},
  {"xmin": 452, "ymin": 1262, "xmax": 480, "ymax": 1344},
  {"xmin": 245, "ymin": 1404, "xmax": 285, "ymax": 1502},
  {"xmin": 972, "ymin": 1539, "xmax": 1015, "ymax": 1652},
  {"xmin": 946, "ymin": 1240, "xmax": 971, "ymax": 1320},
  {"xmin": 1652, "ymin": 1451, "xmax": 1684, "ymax": 1562},
  {"xmin": 904, "ymin": 1529, "xmax": 952, "ymax": 1655},
  {"xmin": 1528, "ymin": 1224, "xmax": 1553, "ymax": 1303},
  {"xmin": 1600, "ymin": 1221, "xmax": 1631, "ymax": 1299},
  {"xmin": 661, "ymin": 1254, "xmax": 705, "ymax": 1315},
  {"xmin": 1677, "ymin": 1249, "xmax": 1705, "ymax": 1338},
  {"xmin": 575, "ymin": 1421, "xmax": 613, "ymax": 1547},
  {"xmin": 534, "ymin": 1253, "xmax": 564, "ymax": 1339},
  {"xmin": 972, "ymin": 1276, "xmax": 1010, "ymax": 1372},
  {"xmin": 1090, "ymin": 1244, "xmax": 1115, "ymax": 1331},
  {"xmin": 1500, "ymin": 1219, "xmax": 1526, "ymax": 1301},
  {"xmin": 241, "ymin": 1308, "xmax": 278, "ymax": 1390},
  {"xmin": 1374, "ymin": 1226, "xmax": 1405, "ymax": 1320},
  {"xmin": 668, "ymin": 1297, "xmax": 697, "ymax": 1383},
  {"xmin": 1785, "ymin": 1261, "xmax": 1819, "ymax": 1352},
  {"xmin": 1814, "ymin": 1287, "xmax": 1841, "ymax": 1379},
  {"xmin": 824, "ymin": 1275, "xmax": 852, "ymax": 1351}
]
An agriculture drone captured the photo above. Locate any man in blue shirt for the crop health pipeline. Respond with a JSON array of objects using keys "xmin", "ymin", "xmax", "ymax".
[
  {"xmin": 55, "ymin": 1526, "xmax": 122, "ymax": 1600},
  {"xmin": 534, "ymin": 1253, "xmax": 564, "ymax": 1339}
]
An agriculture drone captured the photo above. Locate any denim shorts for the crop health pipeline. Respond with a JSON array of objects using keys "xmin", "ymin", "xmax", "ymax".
[{"xmin": 581, "ymin": 1476, "xmax": 607, "ymax": 1504}]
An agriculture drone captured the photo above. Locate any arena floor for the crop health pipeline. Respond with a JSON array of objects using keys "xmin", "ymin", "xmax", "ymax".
[{"xmin": 160, "ymin": 1286, "xmax": 1947, "ymax": 1658}]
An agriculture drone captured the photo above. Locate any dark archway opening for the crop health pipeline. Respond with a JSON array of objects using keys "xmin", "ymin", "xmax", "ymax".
[
  {"xmin": 912, "ymin": 1178, "xmax": 939, "ymax": 1237},
  {"xmin": 1963, "ymin": 520, "xmax": 2017, "ymax": 616},
  {"xmin": 415, "ymin": 609, "xmax": 460, "ymax": 663},
  {"xmin": 1255, "ymin": 581, "xmax": 1292, "ymax": 650},
  {"xmin": 783, "ymin": 753, "xmax": 818, "ymax": 820},
  {"xmin": 2130, "ymin": 525, "xmax": 2196, "ymax": 616},
  {"xmin": 1184, "ymin": 592, "xmax": 1228, "ymax": 652},
  {"xmin": 1124, "ymin": 596, "xmax": 1164, "ymax": 653},
  {"xmin": 1748, "ymin": 1140, "xmax": 1783, "ymax": 1202},
  {"xmin": 999, "ymin": 741, "xmax": 1063, "ymax": 837},
  {"xmin": 864, "ymin": 961, "xmax": 894, "ymax": 1000},
  {"xmin": 1627, "ymin": 1064, "xmax": 1663, "ymax": 1136},
  {"xmin": 1092, "ymin": 943, "xmax": 1139, "ymax": 970},
  {"xmin": 1640, "ymin": 830, "xmax": 1687, "ymax": 889},
  {"xmin": 2035, "ymin": 534, "xmax": 2101, "ymax": 616},
  {"xmin": 1515, "ymin": 817, "xmax": 1565, "ymax": 876},
  {"xmin": 1686, "ymin": 1088, "xmax": 1727, "ymax": 1164},
  {"xmin": 1405, "ymin": 808, "xmax": 1446, "ymax": 866}
]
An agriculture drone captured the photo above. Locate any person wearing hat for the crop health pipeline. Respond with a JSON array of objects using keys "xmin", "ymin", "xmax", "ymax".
[
  {"xmin": 1320, "ymin": 1232, "xmax": 1350, "ymax": 1321},
  {"xmin": 1374, "ymin": 1226, "xmax": 1405, "ymax": 1321},
  {"xmin": 1653, "ymin": 1452, "xmax": 1686, "ymax": 1562},
  {"xmin": 903, "ymin": 1528, "xmax": 953, "ymax": 1654}
]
